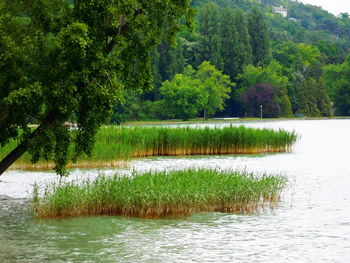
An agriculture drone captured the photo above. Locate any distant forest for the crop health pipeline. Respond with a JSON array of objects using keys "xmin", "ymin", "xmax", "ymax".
[{"xmin": 112, "ymin": 0, "xmax": 350, "ymax": 122}]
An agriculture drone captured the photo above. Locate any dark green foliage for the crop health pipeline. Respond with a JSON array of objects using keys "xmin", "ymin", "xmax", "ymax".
[
  {"xmin": 248, "ymin": 7, "xmax": 271, "ymax": 67},
  {"xmin": 220, "ymin": 7, "xmax": 239, "ymax": 80},
  {"xmin": 316, "ymin": 82, "xmax": 332, "ymax": 117},
  {"xmin": 150, "ymin": 49, "xmax": 162, "ymax": 94},
  {"xmin": 271, "ymin": 41, "xmax": 327, "ymax": 112},
  {"xmin": 178, "ymin": 28, "xmax": 202, "ymax": 68},
  {"xmin": 144, "ymin": 1, "xmax": 345, "ymax": 119},
  {"xmin": 267, "ymin": 13, "xmax": 309, "ymax": 43},
  {"xmin": 324, "ymin": 55, "xmax": 350, "ymax": 115},
  {"xmin": 334, "ymin": 86, "xmax": 350, "ymax": 116},
  {"xmin": 198, "ymin": 2, "xmax": 223, "ymax": 69},
  {"xmin": 193, "ymin": 0, "xmax": 350, "ymax": 54},
  {"xmin": 155, "ymin": 38, "xmax": 185, "ymax": 86},
  {"xmin": 149, "ymin": 37, "xmax": 185, "ymax": 102},
  {"xmin": 111, "ymin": 102, "xmax": 133, "ymax": 125},
  {"xmin": 192, "ymin": 0, "xmax": 256, "ymax": 11},
  {"xmin": 275, "ymin": 86, "xmax": 294, "ymax": 118},
  {"xmin": 261, "ymin": 0, "xmax": 280, "ymax": 5},
  {"xmin": 137, "ymin": 100, "xmax": 165, "ymax": 121},
  {"xmin": 234, "ymin": 9, "xmax": 252, "ymax": 74},
  {"xmin": 3, "ymin": 0, "xmax": 350, "ymax": 177},
  {"xmin": 0, "ymin": 0, "xmax": 194, "ymax": 175},
  {"xmin": 221, "ymin": 8, "xmax": 253, "ymax": 117},
  {"xmin": 219, "ymin": 7, "xmax": 252, "ymax": 81},
  {"xmin": 316, "ymin": 41, "xmax": 343, "ymax": 64},
  {"xmin": 296, "ymin": 79, "xmax": 331, "ymax": 117}
]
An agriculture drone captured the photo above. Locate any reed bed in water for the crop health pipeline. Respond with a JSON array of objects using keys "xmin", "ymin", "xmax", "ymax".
[
  {"xmin": 32, "ymin": 169, "xmax": 287, "ymax": 218},
  {"xmin": 1, "ymin": 125, "xmax": 298, "ymax": 170},
  {"xmin": 94, "ymin": 125, "xmax": 298, "ymax": 159}
]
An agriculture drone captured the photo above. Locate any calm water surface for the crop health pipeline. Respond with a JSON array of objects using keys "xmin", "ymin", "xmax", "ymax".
[{"xmin": 1, "ymin": 120, "xmax": 350, "ymax": 262}]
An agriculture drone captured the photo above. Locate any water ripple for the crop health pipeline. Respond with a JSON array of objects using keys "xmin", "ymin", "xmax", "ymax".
[{"xmin": 1, "ymin": 120, "xmax": 350, "ymax": 262}]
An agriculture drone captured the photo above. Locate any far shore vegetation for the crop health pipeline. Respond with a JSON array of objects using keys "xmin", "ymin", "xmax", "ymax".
[
  {"xmin": 1, "ymin": 125, "xmax": 298, "ymax": 171},
  {"xmin": 123, "ymin": 116, "xmax": 350, "ymax": 126},
  {"xmin": 32, "ymin": 169, "xmax": 288, "ymax": 218}
]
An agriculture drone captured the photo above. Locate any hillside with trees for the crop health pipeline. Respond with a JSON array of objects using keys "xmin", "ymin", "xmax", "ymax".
[{"xmin": 109, "ymin": 0, "xmax": 350, "ymax": 123}]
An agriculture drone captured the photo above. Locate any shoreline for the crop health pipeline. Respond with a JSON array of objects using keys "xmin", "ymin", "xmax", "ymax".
[
  {"xmin": 123, "ymin": 117, "xmax": 350, "ymax": 126},
  {"xmin": 8, "ymin": 161, "xmax": 129, "ymax": 171}
]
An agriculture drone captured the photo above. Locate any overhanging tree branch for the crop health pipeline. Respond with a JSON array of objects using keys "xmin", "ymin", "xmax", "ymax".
[
  {"xmin": 0, "ymin": 0, "xmax": 194, "ymax": 176},
  {"xmin": 0, "ymin": 114, "xmax": 57, "ymax": 176},
  {"xmin": 0, "ymin": 126, "xmax": 40, "ymax": 176}
]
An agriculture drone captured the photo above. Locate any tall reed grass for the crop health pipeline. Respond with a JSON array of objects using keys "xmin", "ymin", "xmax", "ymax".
[
  {"xmin": 1, "ymin": 125, "xmax": 298, "ymax": 170},
  {"xmin": 93, "ymin": 125, "xmax": 298, "ymax": 159},
  {"xmin": 32, "ymin": 169, "xmax": 288, "ymax": 218}
]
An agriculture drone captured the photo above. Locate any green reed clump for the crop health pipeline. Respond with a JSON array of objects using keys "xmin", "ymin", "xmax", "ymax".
[
  {"xmin": 1, "ymin": 125, "xmax": 298, "ymax": 170},
  {"xmin": 33, "ymin": 169, "xmax": 288, "ymax": 218},
  {"xmin": 93, "ymin": 125, "xmax": 298, "ymax": 159}
]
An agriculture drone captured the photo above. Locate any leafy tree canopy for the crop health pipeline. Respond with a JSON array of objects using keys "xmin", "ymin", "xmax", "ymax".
[
  {"xmin": 196, "ymin": 61, "xmax": 232, "ymax": 118},
  {"xmin": 248, "ymin": 6, "xmax": 270, "ymax": 67},
  {"xmin": 297, "ymin": 78, "xmax": 331, "ymax": 117},
  {"xmin": 324, "ymin": 55, "xmax": 350, "ymax": 115},
  {"xmin": 160, "ymin": 61, "xmax": 232, "ymax": 120},
  {"xmin": 238, "ymin": 60, "xmax": 288, "ymax": 90},
  {"xmin": 198, "ymin": 2, "xmax": 223, "ymax": 69},
  {"xmin": 160, "ymin": 68, "xmax": 207, "ymax": 121},
  {"xmin": 272, "ymin": 41, "xmax": 321, "ymax": 77},
  {"xmin": 0, "ymin": 0, "xmax": 194, "ymax": 176}
]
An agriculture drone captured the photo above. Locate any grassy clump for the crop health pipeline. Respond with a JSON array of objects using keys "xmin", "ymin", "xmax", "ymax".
[
  {"xmin": 93, "ymin": 125, "xmax": 298, "ymax": 159},
  {"xmin": 33, "ymin": 169, "xmax": 288, "ymax": 218},
  {"xmin": 1, "ymin": 125, "xmax": 298, "ymax": 170}
]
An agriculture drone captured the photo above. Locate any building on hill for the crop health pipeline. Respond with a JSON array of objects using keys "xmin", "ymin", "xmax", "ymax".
[
  {"xmin": 288, "ymin": 17, "xmax": 299, "ymax": 22},
  {"xmin": 272, "ymin": 6, "xmax": 288, "ymax": 17}
]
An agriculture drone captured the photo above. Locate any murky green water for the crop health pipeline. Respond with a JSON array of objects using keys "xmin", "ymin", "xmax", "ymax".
[{"xmin": 1, "ymin": 120, "xmax": 350, "ymax": 262}]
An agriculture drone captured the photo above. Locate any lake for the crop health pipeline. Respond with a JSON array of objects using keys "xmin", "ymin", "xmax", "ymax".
[{"xmin": 1, "ymin": 120, "xmax": 350, "ymax": 262}]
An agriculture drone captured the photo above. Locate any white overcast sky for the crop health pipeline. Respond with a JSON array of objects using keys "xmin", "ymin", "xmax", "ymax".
[{"xmin": 298, "ymin": 0, "xmax": 350, "ymax": 16}]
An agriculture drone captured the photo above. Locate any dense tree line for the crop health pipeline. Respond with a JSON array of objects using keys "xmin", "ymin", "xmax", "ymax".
[{"xmin": 113, "ymin": 0, "xmax": 350, "ymax": 122}]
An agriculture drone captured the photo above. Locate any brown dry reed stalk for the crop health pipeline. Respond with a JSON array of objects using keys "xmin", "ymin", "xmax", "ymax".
[{"xmin": 9, "ymin": 161, "xmax": 128, "ymax": 171}]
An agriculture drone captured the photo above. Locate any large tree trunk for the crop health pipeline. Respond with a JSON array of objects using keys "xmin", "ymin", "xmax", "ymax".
[
  {"xmin": 0, "ymin": 139, "xmax": 29, "ymax": 175},
  {"xmin": 0, "ymin": 106, "xmax": 9, "ymax": 123},
  {"xmin": 0, "ymin": 125, "xmax": 43, "ymax": 176}
]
